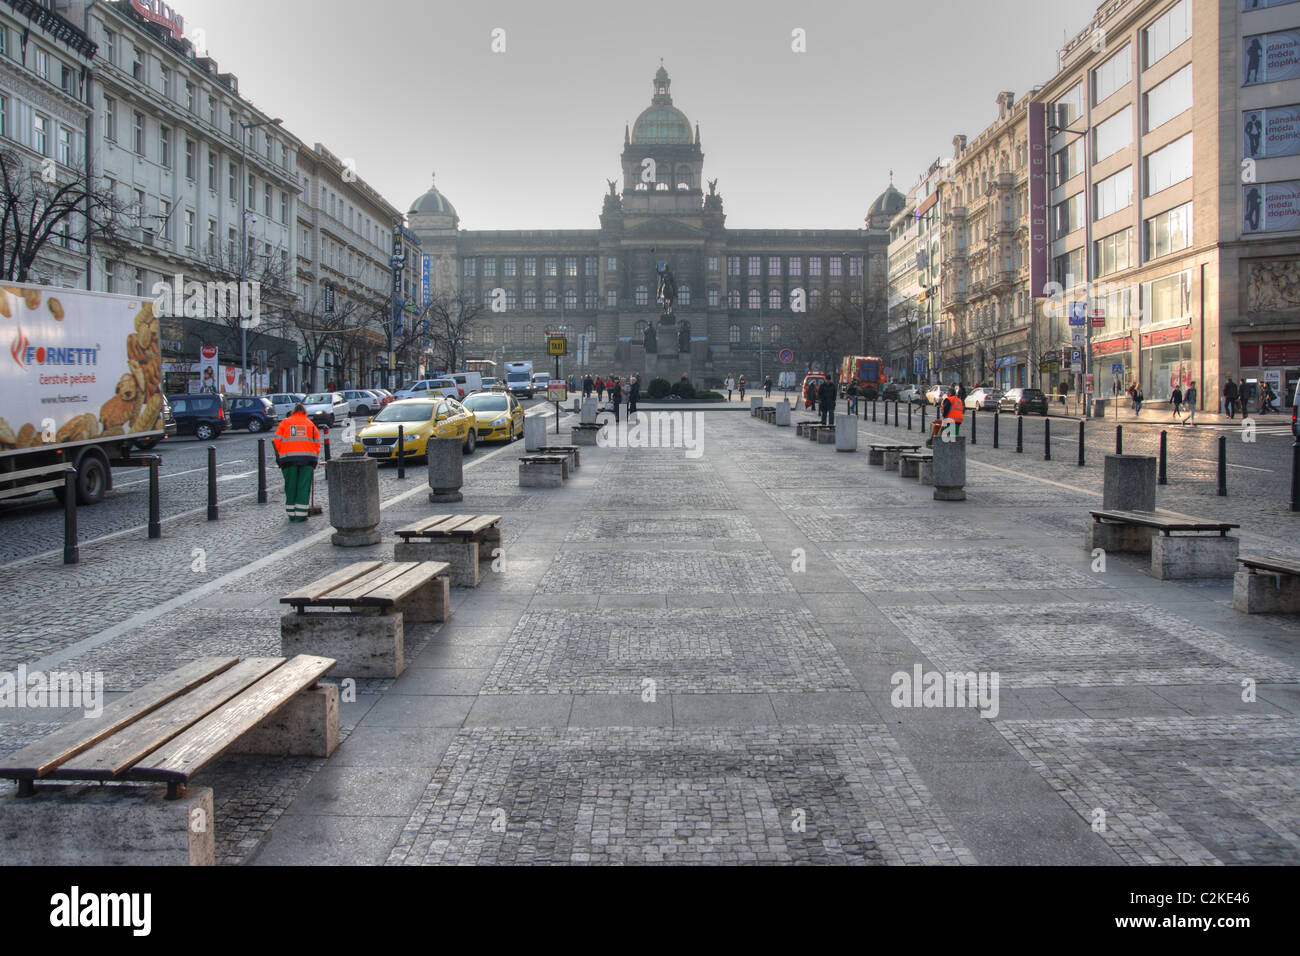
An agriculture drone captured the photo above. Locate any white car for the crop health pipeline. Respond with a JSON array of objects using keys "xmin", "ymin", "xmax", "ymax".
[
  {"xmin": 394, "ymin": 378, "xmax": 459, "ymax": 400},
  {"xmin": 896, "ymin": 386, "xmax": 922, "ymax": 405},
  {"xmin": 301, "ymin": 391, "xmax": 349, "ymax": 428},
  {"xmin": 341, "ymin": 389, "xmax": 382, "ymax": 416},
  {"xmin": 965, "ymin": 387, "xmax": 1003, "ymax": 411},
  {"xmin": 268, "ymin": 392, "xmax": 305, "ymax": 418}
]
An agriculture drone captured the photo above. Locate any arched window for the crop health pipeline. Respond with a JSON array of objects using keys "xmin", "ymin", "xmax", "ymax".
[
  {"xmin": 769, "ymin": 323, "xmax": 781, "ymax": 342},
  {"xmin": 482, "ymin": 326, "xmax": 494, "ymax": 345},
  {"xmin": 809, "ymin": 288, "xmax": 822, "ymax": 311},
  {"xmin": 634, "ymin": 319, "xmax": 648, "ymax": 337},
  {"xmin": 768, "ymin": 289, "xmax": 781, "ymax": 311},
  {"xmin": 830, "ymin": 288, "xmax": 842, "ymax": 307},
  {"xmin": 750, "ymin": 325, "xmax": 761, "ymax": 344},
  {"xmin": 675, "ymin": 166, "xmax": 693, "ymax": 189},
  {"xmin": 505, "ymin": 289, "xmax": 516, "ymax": 311},
  {"xmin": 635, "ymin": 286, "xmax": 649, "ymax": 306},
  {"xmin": 679, "ymin": 284, "xmax": 690, "ymax": 306},
  {"xmin": 503, "ymin": 326, "xmax": 514, "ymax": 343},
  {"xmin": 728, "ymin": 289, "xmax": 740, "ymax": 309},
  {"xmin": 584, "ymin": 290, "xmax": 596, "ymax": 309},
  {"xmin": 523, "ymin": 290, "xmax": 536, "ymax": 310},
  {"xmin": 524, "ymin": 325, "xmax": 536, "ymax": 345},
  {"xmin": 728, "ymin": 324, "xmax": 740, "ymax": 344},
  {"xmin": 748, "ymin": 289, "xmax": 761, "ymax": 310},
  {"xmin": 544, "ymin": 290, "xmax": 557, "ymax": 310},
  {"xmin": 584, "ymin": 325, "xmax": 595, "ymax": 344},
  {"xmin": 565, "ymin": 289, "xmax": 577, "ymax": 310}
]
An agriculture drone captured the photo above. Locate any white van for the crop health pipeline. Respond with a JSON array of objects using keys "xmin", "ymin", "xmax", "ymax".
[{"xmin": 450, "ymin": 372, "xmax": 482, "ymax": 398}]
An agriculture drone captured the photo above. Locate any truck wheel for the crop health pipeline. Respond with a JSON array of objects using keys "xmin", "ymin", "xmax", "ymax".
[{"xmin": 74, "ymin": 454, "xmax": 109, "ymax": 505}]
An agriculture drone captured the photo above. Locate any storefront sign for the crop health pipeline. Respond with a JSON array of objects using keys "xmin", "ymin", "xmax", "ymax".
[
  {"xmin": 1142, "ymin": 325, "xmax": 1192, "ymax": 348},
  {"xmin": 1028, "ymin": 103, "xmax": 1049, "ymax": 296},
  {"xmin": 1263, "ymin": 342, "xmax": 1300, "ymax": 365},
  {"xmin": 1243, "ymin": 104, "xmax": 1300, "ymax": 159},
  {"xmin": 1243, "ymin": 180, "xmax": 1300, "ymax": 233},
  {"xmin": 131, "ymin": 0, "xmax": 185, "ymax": 40},
  {"xmin": 198, "ymin": 345, "xmax": 218, "ymax": 393},
  {"xmin": 1244, "ymin": 30, "xmax": 1300, "ymax": 86},
  {"xmin": 1092, "ymin": 335, "xmax": 1132, "ymax": 356}
]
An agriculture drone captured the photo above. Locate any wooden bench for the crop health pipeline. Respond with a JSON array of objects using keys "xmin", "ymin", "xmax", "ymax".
[
  {"xmin": 1234, "ymin": 554, "xmax": 1300, "ymax": 614},
  {"xmin": 1086, "ymin": 509, "xmax": 1240, "ymax": 580},
  {"xmin": 759, "ymin": 406, "xmax": 776, "ymax": 423},
  {"xmin": 795, "ymin": 420, "xmax": 819, "ymax": 437},
  {"xmin": 806, "ymin": 423, "xmax": 833, "ymax": 442},
  {"xmin": 570, "ymin": 423, "xmax": 602, "ymax": 446},
  {"xmin": 868, "ymin": 443, "xmax": 920, "ymax": 468},
  {"xmin": 899, "ymin": 451, "xmax": 932, "ymax": 479},
  {"xmin": 519, "ymin": 454, "xmax": 568, "ymax": 486},
  {"xmin": 280, "ymin": 561, "xmax": 452, "ymax": 677},
  {"xmin": 816, "ymin": 425, "xmax": 836, "ymax": 444},
  {"xmin": 393, "ymin": 514, "xmax": 502, "ymax": 588},
  {"xmin": 540, "ymin": 444, "xmax": 581, "ymax": 470},
  {"xmin": 0, "ymin": 655, "xmax": 337, "ymax": 865}
]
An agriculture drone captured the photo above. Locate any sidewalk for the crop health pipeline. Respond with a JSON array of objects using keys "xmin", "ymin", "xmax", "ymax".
[{"xmin": 2, "ymin": 405, "xmax": 1298, "ymax": 865}]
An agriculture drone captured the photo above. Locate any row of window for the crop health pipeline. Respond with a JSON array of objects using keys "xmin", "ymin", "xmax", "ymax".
[
  {"xmin": 459, "ymin": 284, "xmax": 862, "ymax": 312},
  {"xmin": 1055, "ymin": 200, "xmax": 1193, "ymax": 285},
  {"xmin": 1054, "ymin": 133, "xmax": 1193, "ymax": 238},
  {"xmin": 0, "ymin": 24, "xmax": 83, "ymax": 97},
  {"xmin": 464, "ymin": 324, "xmax": 789, "ymax": 347},
  {"xmin": 0, "ymin": 94, "xmax": 79, "ymax": 164},
  {"xmin": 460, "ymin": 254, "xmax": 866, "ymax": 278}
]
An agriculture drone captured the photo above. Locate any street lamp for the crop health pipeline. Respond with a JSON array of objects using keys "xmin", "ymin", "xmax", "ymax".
[{"xmin": 239, "ymin": 116, "xmax": 282, "ymax": 393}]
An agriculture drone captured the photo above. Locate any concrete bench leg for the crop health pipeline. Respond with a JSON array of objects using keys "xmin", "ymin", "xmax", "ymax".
[
  {"xmin": 519, "ymin": 461, "xmax": 564, "ymax": 488},
  {"xmin": 868, "ymin": 448, "xmax": 885, "ymax": 466},
  {"xmin": 918, "ymin": 459, "xmax": 934, "ymax": 485},
  {"xmin": 229, "ymin": 683, "xmax": 340, "ymax": 758},
  {"xmin": 817, "ymin": 428, "xmax": 836, "ymax": 444},
  {"xmin": 0, "ymin": 784, "xmax": 214, "ymax": 866},
  {"xmin": 481, "ymin": 526, "xmax": 502, "ymax": 563},
  {"xmin": 396, "ymin": 573, "xmax": 451, "ymax": 623},
  {"xmin": 281, "ymin": 610, "xmax": 405, "ymax": 678},
  {"xmin": 1085, "ymin": 521, "xmax": 1155, "ymax": 553},
  {"xmin": 899, "ymin": 457, "xmax": 919, "ymax": 478},
  {"xmin": 1234, "ymin": 568, "xmax": 1300, "ymax": 613},
  {"xmin": 396, "ymin": 538, "xmax": 480, "ymax": 587},
  {"xmin": 883, "ymin": 448, "xmax": 902, "ymax": 471},
  {"xmin": 1151, "ymin": 534, "xmax": 1239, "ymax": 580}
]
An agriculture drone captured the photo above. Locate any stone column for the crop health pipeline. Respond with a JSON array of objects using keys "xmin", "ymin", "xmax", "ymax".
[
  {"xmin": 524, "ymin": 415, "xmax": 547, "ymax": 452},
  {"xmin": 775, "ymin": 402, "xmax": 791, "ymax": 426},
  {"xmin": 325, "ymin": 454, "xmax": 381, "ymax": 545},
  {"xmin": 932, "ymin": 435, "xmax": 967, "ymax": 501},
  {"xmin": 835, "ymin": 415, "xmax": 857, "ymax": 451},
  {"xmin": 1102, "ymin": 455, "xmax": 1156, "ymax": 511},
  {"xmin": 580, "ymin": 398, "xmax": 598, "ymax": 424},
  {"xmin": 427, "ymin": 437, "xmax": 464, "ymax": 502}
]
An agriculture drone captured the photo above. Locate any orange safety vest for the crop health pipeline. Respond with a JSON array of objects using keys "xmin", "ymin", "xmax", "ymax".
[
  {"xmin": 943, "ymin": 396, "xmax": 964, "ymax": 422},
  {"xmin": 273, "ymin": 413, "xmax": 322, "ymax": 464}
]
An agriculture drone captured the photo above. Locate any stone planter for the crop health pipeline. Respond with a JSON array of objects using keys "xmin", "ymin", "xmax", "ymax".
[
  {"xmin": 932, "ymin": 436, "xmax": 967, "ymax": 501},
  {"xmin": 1103, "ymin": 455, "xmax": 1156, "ymax": 511},
  {"xmin": 580, "ymin": 398, "xmax": 598, "ymax": 425},
  {"xmin": 427, "ymin": 437, "xmax": 464, "ymax": 503},
  {"xmin": 524, "ymin": 416, "xmax": 547, "ymax": 452},
  {"xmin": 835, "ymin": 415, "xmax": 857, "ymax": 451},
  {"xmin": 325, "ymin": 454, "xmax": 381, "ymax": 546}
]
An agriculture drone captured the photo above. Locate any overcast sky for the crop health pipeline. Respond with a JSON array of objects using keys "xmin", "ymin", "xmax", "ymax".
[{"xmin": 175, "ymin": 0, "xmax": 1101, "ymax": 230}]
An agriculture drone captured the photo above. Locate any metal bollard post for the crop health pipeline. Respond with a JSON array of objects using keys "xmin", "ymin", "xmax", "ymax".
[
  {"xmin": 1044, "ymin": 418, "xmax": 1051, "ymax": 461},
  {"xmin": 1158, "ymin": 431, "xmax": 1168, "ymax": 485},
  {"xmin": 397, "ymin": 424, "xmax": 406, "ymax": 479},
  {"xmin": 207, "ymin": 445, "xmax": 218, "ymax": 520},
  {"xmin": 1077, "ymin": 420, "xmax": 1085, "ymax": 467},
  {"xmin": 895, "ymin": 401, "xmax": 900, "ymax": 427},
  {"xmin": 993, "ymin": 412, "xmax": 1000, "ymax": 449},
  {"xmin": 1016, "ymin": 416, "xmax": 1023, "ymax": 454},
  {"xmin": 970, "ymin": 409, "xmax": 977, "ymax": 445},
  {"xmin": 907, "ymin": 403, "xmax": 912, "ymax": 430},
  {"xmin": 323, "ymin": 427, "xmax": 331, "ymax": 462},
  {"xmin": 1115, "ymin": 425, "xmax": 1123, "ymax": 455},
  {"xmin": 872, "ymin": 400, "xmax": 877, "ymax": 423},
  {"xmin": 257, "ymin": 439, "xmax": 268, "ymax": 504},
  {"xmin": 148, "ymin": 456, "xmax": 161, "ymax": 538},
  {"xmin": 1292, "ymin": 443, "xmax": 1299, "ymax": 512},
  {"xmin": 63, "ymin": 466, "xmax": 78, "ymax": 565},
  {"xmin": 1218, "ymin": 435, "xmax": 1227, "ymax": 496},
  {"xmin": 920, "ymin": 403, "xmax": 927, "ymax": 434}
]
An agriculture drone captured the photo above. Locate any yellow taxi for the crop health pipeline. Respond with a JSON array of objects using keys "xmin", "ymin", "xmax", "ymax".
[
  {"xmin": 352, "ymin": 397, "xmax": 479, "ymax": 459},
  {"xmin": 461, "ymin": 391, "xmax": 524, "ymax": 442}
]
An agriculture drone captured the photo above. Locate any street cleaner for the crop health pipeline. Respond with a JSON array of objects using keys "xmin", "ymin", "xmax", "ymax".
[
  {"xmin": 272, "ymin": 403, "xmax": 322, "ymax": 522},
  {"xmin": 927, "ymin": 386, "xmax": 964, "ymax": 448}
]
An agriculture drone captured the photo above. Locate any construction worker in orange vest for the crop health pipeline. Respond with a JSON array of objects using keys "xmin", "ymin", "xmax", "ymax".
[
  {"xmin": 928, "ymin": 386, "xmax": 965, "ymax": 446},
  {"xmin": 272, "ymin": 403, "xmax": 322, "ymax": 522}
]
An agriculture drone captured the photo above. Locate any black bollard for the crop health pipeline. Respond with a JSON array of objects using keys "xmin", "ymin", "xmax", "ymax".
[
  {"xmin": 148, "ymin": 456, "xmax": 161, "ymax": 538},
  {"xmin": 872, "ymin": 400, "xmax": 877, "ymax": 423},
  {"xmin": 1115, "ymin": 425, "xmax": 1123, "ymax": 455},
  {"xmin": 1292, "ymin": 443, "xmax": 1299, "ymax": 512},
  {"xmin": 323, "ymin": 427, "xmax": 331, "ymax": 462},
  {"xmin": 907, "ymin": 403, "xmax": 912, "ymax": 430},
  {"xmin": 397, "ymin": 425, "xmax": 406, "ymax": 479},
  {"xmin": 207, "ymin": 445, "xmax": 218, "ymax": 520},
  {"xmin": 257, "ymin": 438, "xmax": 268, "ymax": 504},
  {"xmin": 970, "ymin": 409, "xmax": 977, "ymax": 445},
  {"xmin": 1077, "ymin": 420, "xmax": 1085, "ymax": 467},
  {"xmin": 1044, "ymin": 418, "xmax": 1052, "ymax": 461},
  {"xmin": 895, "ymin": 401, "xmax": 901, "ymax": 427},
  {"xmin": 993, "ymin": 412, "xmax": 1000, "ymax": 449},
  {"xmin": 1218, "ymin": 435, "xmax": 1227, "ymax": 496},
  {"xmin": 1158, "ymin": 431, "xmax": 1168, "ymax": 485},
  {"xmin": 920, "ymin": 403, "xmax": 927, "ymax": 435},
  {"xmin": 1016, "ymin": 415, "xmax": 1023, "ymax": 453},
  {"xmin": 63, "ymin": 466, "xmax": 78, "ymax": 565}
]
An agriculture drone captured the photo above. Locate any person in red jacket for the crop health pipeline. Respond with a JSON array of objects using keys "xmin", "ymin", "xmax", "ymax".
[{"xmin": 272, "ymin": 404, "xmax": 322, "ymax": 522}]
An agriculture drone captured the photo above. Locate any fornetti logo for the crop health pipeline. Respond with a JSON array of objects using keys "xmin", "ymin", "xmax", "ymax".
[
  {"xmin": 10, "ymin": 328, "xmax": 99, "ymax": 370},
  {"xmin": 11, "ymin": 327, "xmax": 28, "ymax": 368}
]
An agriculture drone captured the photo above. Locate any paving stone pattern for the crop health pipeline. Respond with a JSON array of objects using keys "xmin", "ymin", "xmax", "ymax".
[
  {"xmin": 537, "ymin": 549, "xmax": 793, "ymax": 594},
  {"xmin": 831, "ymin": 547, "xmax": 1108, "ymax": 594}
]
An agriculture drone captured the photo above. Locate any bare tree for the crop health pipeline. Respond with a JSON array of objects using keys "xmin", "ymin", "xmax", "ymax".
[
  {"xmin": 787, "ymin": 298, "xmax": 859, "ymax": 376},
  {"xmin": 423, "ymin": 289, "xmax": 484, "ymax": 373},
  {"xmin": 0, "ymin": 146, "xmax": 129, "ymax": 282}
]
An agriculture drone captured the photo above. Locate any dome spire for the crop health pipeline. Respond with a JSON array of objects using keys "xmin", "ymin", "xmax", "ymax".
[{"xmin": 653, "ymin": 62, "xmax": 672, "ymax": 106}]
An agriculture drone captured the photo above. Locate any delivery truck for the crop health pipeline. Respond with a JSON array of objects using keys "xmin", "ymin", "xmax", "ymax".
[
  {"xmin": 0, "ymin": 282, "xmax": 173, "ymax": 505},
  {"xmin": 504, "ymin": 361, "xmax": 534, "ymax": 398}
]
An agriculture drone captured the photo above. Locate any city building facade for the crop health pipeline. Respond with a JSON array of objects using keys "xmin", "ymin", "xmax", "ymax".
[{"xmin": 887, "ymin": 160, "xmax": 947, "ymax": 384}]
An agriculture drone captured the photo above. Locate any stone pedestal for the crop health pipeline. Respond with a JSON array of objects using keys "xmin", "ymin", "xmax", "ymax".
[
  {"xmin": 228, "ymin": 684, "xmax": 339, "ymax": 758},
  {"xmin": 580, "ymin": 398, "xmax": 598, "ymax": 425},
  {"xmin": 932, "ymin": 436, "xmax": 967, "ymax": 501},
  {"xmin": 775, "ymin": 402, "xmax": 791, "ymax": 426},
  {"xmin": 1234, "ymin": 567, "xmax": 1300, "ymax": 613},
  {"xmin": 883, "ymin": 448, "xmax": 904, "ymax": 471},
  {"xmin": 750, "ymin": 397, "xmax": 763, "ymax": 415},
  {"xmin": 835, "ymin": 416, "xmax": 857, "ymax": 451},
  {"xmin": 395, "ymin": 538, "xmax": 481, "ymax": 588},
  {"xmin": 918, "ymin": 458, "xmax": 934, "ymax": 485},
  {"xmin": 0, "ymin": 783, "xmax": 214, "ymax": 866},
  {"xmin": 524, "ymin": 416, "xmax": 547, "ymax": 452},
  {"xmin": 325, "ymin": 454, "xmax": 381, "ymax": 546},
  {"xmin": 520, "ymin": 459, "xmax": 565, "ymax": 488},
  {"xmin": 281, "ymin": 610, "xmax": 405, "ymax": 678},
  {"xmin": 571, "ymin": 424, "xmax": 600, "ymax": 446},
  {"xmin": 1151, "ymin": 534, "xmax": 1238, "ymax": 580},
  {"xmin": 427, "ymin": 437, "xmax": 464, "ymax": 502},
  {"xmin": 1103, "ymin": 455, "xmax": 1156, "ymax": 511}
]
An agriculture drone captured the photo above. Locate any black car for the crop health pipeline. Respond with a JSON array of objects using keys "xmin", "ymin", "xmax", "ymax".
[
  {"xmin": 169, "ymin": 392, "xmax": 228, "ymax": 440},
  {"xmin": 881, "ymin": 383, "xmax": 901, "ymax": 401},
  {"xmin": 227, "ymin": 394, "xmax": 278, "ymax": 432},
  {"xmin": 998, "ymin": 387, "xmax": 1049, "ymax": 416}
]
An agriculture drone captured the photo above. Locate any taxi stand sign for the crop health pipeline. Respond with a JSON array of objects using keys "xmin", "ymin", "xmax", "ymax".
[{"xmin": 547, "ymin": 336, "xmax": 567, "ymax": 356}]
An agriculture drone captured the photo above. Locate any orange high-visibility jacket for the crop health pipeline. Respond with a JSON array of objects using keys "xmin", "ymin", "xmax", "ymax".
[
  {"xmin": 943, "ymin": 396, "xmax": 965, "ymax": 422},
  {"xmin": 273, "ymin": 412, "xmax": 322, "ymax": 466}
]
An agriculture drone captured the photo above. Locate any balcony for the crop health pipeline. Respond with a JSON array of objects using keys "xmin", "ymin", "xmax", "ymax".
[
  {"xmin": 943, "ymin": 289, "xmax": 967, "ymax": 312},
  {"xmin": 947, "ymin": 206, "xmax": 968, "ymax": 220},
  {"xmin": 996, "ymin": 219, "xmax": 1016, "ymax": 236},
  {"xmin": 989, "ymin": 270, "xmax": 1016, "ymax": 293}
]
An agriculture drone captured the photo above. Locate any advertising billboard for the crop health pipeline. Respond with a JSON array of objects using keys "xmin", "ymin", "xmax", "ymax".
[{"xmin": 1028, "ymin": 102, "xmax": 1049, "ymax": 297}]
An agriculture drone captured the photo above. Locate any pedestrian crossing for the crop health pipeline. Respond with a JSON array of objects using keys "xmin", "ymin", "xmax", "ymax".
[{"xmin": 1184, "ymin": 421, "xmax": 1294, "ymax": 436}]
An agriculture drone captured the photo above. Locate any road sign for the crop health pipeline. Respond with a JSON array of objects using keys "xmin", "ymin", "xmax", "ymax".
[
  {"xmin": 547, "ymin": 382, "xmax": 567, "ymax": 403},
  {"xmin": 1068, "ymin": 348, "xmax": 1082, "ymax": 364},
  {"xmin": 547, "ymin": 335, "xmax": 567, "ymax": 356},
  {"xmin": 1091, "ymin": 312, "xmax": 1106, "ymax": 328},
  {"xmin": 779, "ymin": 349, "xmax": 794, "ymax": 364},
  {"xmin": 1085, "ymin": 373, "xmax": 1095, "ymax": 394},
  {"xmin": 1069, "ymin": 301, "xmax": 1087, "ymax": 326},
  {"xmin": 1071, "ymin": 328, "xmax": 1085, "ymax": 346},
  {"xmin": 1111, "ymin": 362, "xmax": 1123, "ymax": 374}
]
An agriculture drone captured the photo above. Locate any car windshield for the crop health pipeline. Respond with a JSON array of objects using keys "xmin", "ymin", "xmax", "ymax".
[
  {"xmin": 464, "ymin": 395, "xmax": 508, "ymax": 411},
  {"xmin": 372, "ymin": 403, "xmax": 436, "ymax": 423},
  {"xmin": 303, "ymin": 393, "xmax": 332, "ymax": 404}
]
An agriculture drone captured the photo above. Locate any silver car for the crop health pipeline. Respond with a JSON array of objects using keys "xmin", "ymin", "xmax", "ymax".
[
  {"xmin": 268, "ymin": 392, "xmax": 306, "ymax": 418},
  {"xmin": 301, "ymin": 391, "xmax": 349, "ymax": 427},
  {"xmin": 341, "ymin": 389, "xmax": 382, "ymax": 416}
]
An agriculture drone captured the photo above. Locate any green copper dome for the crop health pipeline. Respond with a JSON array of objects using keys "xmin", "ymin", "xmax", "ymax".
[
  {"xmin": 409, "ymin": 176, "xmax": 457, "ymax": 218},
  {"xmin": 630, "ymin": 64, "xmax": 693, "ymax": 145}
]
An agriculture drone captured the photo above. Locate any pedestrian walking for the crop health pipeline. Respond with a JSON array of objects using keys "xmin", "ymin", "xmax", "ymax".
[
  {"xmin": 596, "ymin": 377, "xmax": 605, "ymax": 402},
  {"xmin": 818, "ymin": 378, "xmax": 836, "ymax": 425},
  {"xmin": 738, "ymin": 375, "xmax": 747, "ymax": 400},
  {"xmin": 805, "ymin": 377, "xmax": 818, "ymax": 412},
  {"xmin": 1223, "ymin": 377, "xmax": 1238, "ymax": 419},
  {"xmin": 628, "ymin": 376, "xmax": 640, "ymax": 417},
  {"xmin": 583, "ymin": 374, "xmax": 594, "ymax": 398},
  {"xmin": 1182, "ymin": 382, "xmax": 1198, "ymax": 425},
  {"xmin": 1259, "ymin": 381, "xmax": 1276, "ymax": 415},
  {"xmin": 1134, "ymin": 386, "xmax": 1144, "ymax": 416},
  {"xmin": 847, "ymin": 381, "xmax": 858, "ymax": 416},
  {"xmin": 1170, "ymin": 385, "xmax": 1183, "ymax": 418},
  {"xmin": 271, "ymin": 404, "xmax": 321, "ymax": 523},
  {"xmin": 725, "ymin": 375, "xmax": 735, "ymax": 401},
  {"xmin": 609, "ymin": 378, "xmax": 623, "ymax": 423},
  {"xmin": 764, "ymin": 375, "xmax": 772, "ymax": 398}
]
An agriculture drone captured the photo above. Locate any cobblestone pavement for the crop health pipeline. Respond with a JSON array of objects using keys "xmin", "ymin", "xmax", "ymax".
[{"xmin": 3, "ymin": 403, "xmax": 1299, "ymax": 866}]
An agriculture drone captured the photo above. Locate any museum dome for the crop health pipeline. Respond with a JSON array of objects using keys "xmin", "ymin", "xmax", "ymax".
[
  {"xmin": 630, "ymin": 65, "xmax": 693, "ymax": 145},
  {"xmin": 868, "ymin": 185, "xmax": 906, "ymax": 219},
  {"xmin": 409, "ymin": 174, "xmax": 457, "ymax": 219}
]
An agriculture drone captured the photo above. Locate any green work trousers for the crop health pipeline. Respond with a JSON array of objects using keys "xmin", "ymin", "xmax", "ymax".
[{"xmin": 281, "ymin": 464, "xmax": 314, "ymax": 521}]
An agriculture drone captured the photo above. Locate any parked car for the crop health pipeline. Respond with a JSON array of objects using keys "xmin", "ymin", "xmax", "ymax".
[
  {"xmin": 340, "ymin": 389, "xmax": 382, "ymax": 416},
  {"xmin": 352, "ymin": 397, "xmax": 479, "ymax": 459},
  {"xmin": 481, "ymin": 377, "xmax": 501, "ymax": 391},
  {"xmin": 267, "ymin": 393, "xmax": 305, "ymax": 418},
  {"xmin": 461, "ymin": 392, "xmax": 524, "ymax": 442},
  {"xmin": 450, "ymin": 371, "xmax": 483, "ymax": 398},
  {"xmin": 924, "ymin": 384, "xmax": 949, "ymax": 406},
  {"xmin": 999, "ymin": 387, "xmax": 1048, "ymax": 416},
  {"xmin": 370, "ymin": 388, "xmax": 395, "ymax": 407},
  {"xmin": 897, "ymin": 385, "xmax": 923, "ymax": 405},
  {"xmin": 227, "ymin": 394, "xmax": 278, "ymax": 432},
  {"xmin": 965, "ymin": 387, "xmax": 1004, "ymax": 411},
  {"xmin": 393, "ymin": 378, "xmax": 459, "ymax": 400},
  {"xmin": 301, "ymin": 391, "xmax": 349, "ymax": 427},
  {"xmin": 169, "ymin": 393, "xmax": 228, "ymax": 441}
]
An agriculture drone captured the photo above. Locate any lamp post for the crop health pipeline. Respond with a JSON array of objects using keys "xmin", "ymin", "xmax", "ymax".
[{"xmin": 239, "ymin": 116, "xmax": 282, "ymax": 392}]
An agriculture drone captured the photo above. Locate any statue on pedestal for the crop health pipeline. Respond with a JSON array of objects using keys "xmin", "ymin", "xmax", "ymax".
[{"xmin": 656, "ymin": 260, "xmax": 676, "ymax": 317}]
